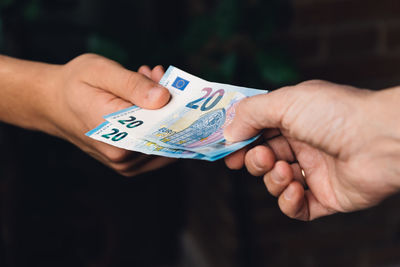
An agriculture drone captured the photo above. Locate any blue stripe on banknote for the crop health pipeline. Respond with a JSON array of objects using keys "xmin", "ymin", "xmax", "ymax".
[
  {"xmin": 85, "ymin": 121, "xmax": 109, "ymax": 137},
  {"xmin": 103, "ymin": 106, "xmax": 141, "ymax": 120}
]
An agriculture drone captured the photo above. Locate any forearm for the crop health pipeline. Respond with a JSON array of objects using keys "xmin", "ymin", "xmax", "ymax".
[{"xmin": 0, "ymin": 55, "xmax": 60, "ymax": 133}]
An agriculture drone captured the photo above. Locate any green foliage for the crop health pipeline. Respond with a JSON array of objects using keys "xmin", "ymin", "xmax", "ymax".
[
  {"xmin": 219, "ymin": 53, "xmax": 237, "ymax": 81},
  {"xmin": 180, "ymin": 0, "xmax": 298, "ymax": 88},
  {"xmin": 0, "ymin": 0, "xmax": 14, "ymax": 9},
  {"xmin": 22, "ymin": 0, "xmax": 41, "ymax": 21},
  {"xmin": 257, "ymin": 50, "xmax": 299, "ymax": 85},
  {"xmin": 214, "ymin": 0, "xmax": 239, "ymax": 40}
]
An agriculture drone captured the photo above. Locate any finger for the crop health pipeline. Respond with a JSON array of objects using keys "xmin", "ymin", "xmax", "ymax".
[
  {"xmin": 266, "ymin": 135, "xmax": 295, "ymax": 162},
  {"xmin": 93, "ymin": 93, "xmax": 134, "ymax": 118},
  {"xmin": 98, "ymin": 144, "xmax": 135, "ymax": 164},
  {"xmin": 224, "ymin": 147, "xmax": 248, "ymax": 170},
  {"xmin": 244, "ymin": 145, "xmax": 275, "ymax": 176},
  {"xmin": 138, "ymin": 65, "xmax": 152, "ymax": 78},
  {"xmin": 94, "ymin": 143, "xmax": 171, "ymax": 177},
  {"xmin": 83, "ymin": 145, "xmax": 139, "ymax": 176},
  {"xmin": 263, "ymin": 160, "xmax": 293, "ymax": 197},
  {"xmin": 291, "ymin": 163, "xmax": 306, "ymax": 187},
  {"xmin": 263, "ymin": 128, "xmax": 280, "ymax": 139},
  {"xmin": 224, "ymin": 89, "xmax": 293, "ymax": 142},
  {"xmin": 111, "ymin": 154, "xmax": 154, "ymax": 175},
  {"xmin": 81, "ymin": 137, "xmax": 173, "ymax": 177},
  {"xmin": 278, "ymin": 183, "xmax": 336, "ymax": 221},
  {"xmin": 83, "ymin": 56, "xmax": 170, "ymax": 109},
  {"xmin": 304, "ymin": 191, "xmax": 337, "ymax": 220},
  {"xmin": 278, "ymin": 181, "xmax": 309, "ymax": 220},
  {"xmin": 151, "ymin": 65, "xmax": 165, "ymax": 83}
]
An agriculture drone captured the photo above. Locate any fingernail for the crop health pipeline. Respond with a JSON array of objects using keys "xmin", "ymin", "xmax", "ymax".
[
  {"xmin": 147, "ymin": 85, "xmax": 167, "ymax": 101},
  {"xmin": 284, "ymin": 185, "xmax": 295, "ymax": 200}
]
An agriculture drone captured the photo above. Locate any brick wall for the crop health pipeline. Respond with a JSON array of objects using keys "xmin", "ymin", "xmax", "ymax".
[{"xmin": 282, "ymin": 0, "xmax": 400, "ymax": 89}]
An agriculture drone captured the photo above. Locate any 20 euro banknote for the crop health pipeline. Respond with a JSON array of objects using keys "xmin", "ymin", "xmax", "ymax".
[
  {"xmin": 86, "ymin": 121, "xmax": 211, "ymax": 160},
  {"xmin": 100, "ymin": 66, "xmax": 268, "ymax": 160}
]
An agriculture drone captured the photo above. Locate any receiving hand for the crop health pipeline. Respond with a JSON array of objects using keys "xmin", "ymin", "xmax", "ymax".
[{"xmin": 224, "ymin": 80, "xmax": 400, "ymax": 220}]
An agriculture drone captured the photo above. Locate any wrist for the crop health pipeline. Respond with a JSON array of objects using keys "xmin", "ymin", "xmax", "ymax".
[
  {"xmin": 0, "ymin": 55, "xmax": 62, "ymax": 135},
  {"xmin": 31, "ymin": 63, "xmax": 64, "ymax": 137},
  {"xmin": 369, "ymin": 87, "xmax": 400, "ymax": 139},
  {"xmin": 365, "ymin": 87, "xmax": 400, "ymax": 188}
]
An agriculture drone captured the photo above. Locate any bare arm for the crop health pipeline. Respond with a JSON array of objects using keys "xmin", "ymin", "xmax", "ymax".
[
  {"xmin": 0, "ymin": 54, "xmax": 175, "ymax": 176},
  {"xmin": 0, "ymin": 55, "xmax": 60, "ymax": 133}
]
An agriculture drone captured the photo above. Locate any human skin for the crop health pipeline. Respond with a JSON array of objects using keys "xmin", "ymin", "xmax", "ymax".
[
  {"xmin": 224, "ymin": 80, "xmax": 400, "ymax": 221},
  {"xmin": 0, "ymin": 54, "xmax": 174, "ymax": 176}
]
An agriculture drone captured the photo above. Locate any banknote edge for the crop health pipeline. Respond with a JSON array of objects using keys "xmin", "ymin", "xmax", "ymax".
[
  {"xmin": 159, "ymin": 65, "xmax": 175, "ymax": 86},
  {"xmin": 103, "ymin": 106, "xmax": 140, "ymax": 119},
  {"xmin": 85, "ymin": 121, "xmax": 110, "ymax": 136}
]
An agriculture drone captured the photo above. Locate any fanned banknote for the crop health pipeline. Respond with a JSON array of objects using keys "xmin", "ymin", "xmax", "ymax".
[
  {"xmin": 86, "ymin": 121, "xmax": 209, "ymax": 160},
  {"xmin": 86, "ymin": 66, "xmax": 268, "ymax": 161}
]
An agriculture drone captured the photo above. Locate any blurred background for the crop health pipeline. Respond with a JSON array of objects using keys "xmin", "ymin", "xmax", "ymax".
[{"xmin": 1, "ymin": 0, "xmax": 400, "ymax": 266}]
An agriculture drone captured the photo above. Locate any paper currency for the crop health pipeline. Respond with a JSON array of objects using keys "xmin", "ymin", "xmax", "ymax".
[
  {"xmin": 86, "ymin": 66, "xmax": 267, "ymax": 161},
  {"xmin": 86, "ymin": 121, "xmax": 208, "ymax": 160}
]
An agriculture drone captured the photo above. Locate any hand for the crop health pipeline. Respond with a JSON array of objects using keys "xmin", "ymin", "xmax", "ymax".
[
  {"xmin": 40, "ymin": 54, "xmax": 174, "ymax": 176},
  {"xmin": 224, "ymin": 80, "xmax": 400, "ymax": 220}
]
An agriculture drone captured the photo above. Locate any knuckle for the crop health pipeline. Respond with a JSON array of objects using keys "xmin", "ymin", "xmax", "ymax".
[
  {"xmin": 245, "ymin": 157, "xmax": 260, "ymax": 176},
  {"xmin": 238, "ymin": 94, "xmax": 263, "ymax": 117},
  {"xmin": 78, "ymin": 53, "xmax": 101, "ymax": 60},
  {"xmin": 119, "ymin": 170, "xmax": 140, "ymax": 177},
  {"xmin": 79, "ymin": 54, "xmax": 121, "ymax": 73},
  {"xmin": 235, "ymin": 98, "xmax": 249, "ymax": 118},
  {"xmin": 126, "ymin": 72, "xmax": 140, "ymax": 89},
  {"xmin": 125, "ymin": 72, "xmax": 149, "ymax": 94},
  {"xmin": 103, "ymin": 148, "xmax": 128, "ymax": 163},
  {"xmin": 138, "ymin": 65, "xmax": 150, "ymax": 72},
  {"xmin": 264, "ymin": 175, "xmax": 277, "ymax": 196},
  {"xmin": 109, "ymin": 162, "xmax": 135, "ymax": 176},
  {"xmin": 89, "ymin": 57, "xmax": 112, "ymax": 71},
  {"xmin": 225, "ymin": 156, "xmax": 243, "ymax": 170},
  {"xmin": 295, "ymin": 80, "xmax": 334, "ymax": 94},
  {"xmin": 153, "ymin": 65, "xmax": 164, "ymax": 72},
  {"xmin": 72, "ymin": 53, "xmax": 103, "ymax": 65},
  {"xmin": 298, "ymin": 79, "xmax": 326, "ymax": 87},
  {"xmin": 67, "ymin": 54, "xmax": 112, "ymax": 75}
]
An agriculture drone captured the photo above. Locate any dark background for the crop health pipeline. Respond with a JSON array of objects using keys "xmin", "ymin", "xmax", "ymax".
[{"xmin": 1, "ymin": 0, "xmax": 400, "ymax": 266}]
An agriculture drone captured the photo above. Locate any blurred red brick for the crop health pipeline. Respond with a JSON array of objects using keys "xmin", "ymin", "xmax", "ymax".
[
  {"xmin": 386, "ymin": 22, "xmax": 400, "ymax": 51},
  {"xmin": 328, "ymin": 26, "xmax": 378, "ymax": 58}
]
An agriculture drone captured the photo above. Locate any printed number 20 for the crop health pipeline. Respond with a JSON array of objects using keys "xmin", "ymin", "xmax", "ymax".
[
  {"xmin": 101, "ymin": 128, "xmax": 127, "ymax": 142},
  {"xmin": 118, "ymin": 116, "xmax": 143, "ymax": 129},
  {"xmin": 186, "ymin": 88, "xmax": 225, "ymax": 111}
]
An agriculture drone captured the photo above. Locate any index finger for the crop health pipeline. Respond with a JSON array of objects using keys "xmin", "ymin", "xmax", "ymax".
[{"xmin": 224, "ymin": 88, "xmax": 293, "ymax": 142}]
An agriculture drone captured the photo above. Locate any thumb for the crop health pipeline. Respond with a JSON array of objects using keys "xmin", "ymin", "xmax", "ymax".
[
  {"xmin": 81, "ymin": 55, "xmax": 170, "ymax": 109},
  {"xmin": 224, "ymin": 89, "xmax": 292, "ymax": 142}
]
